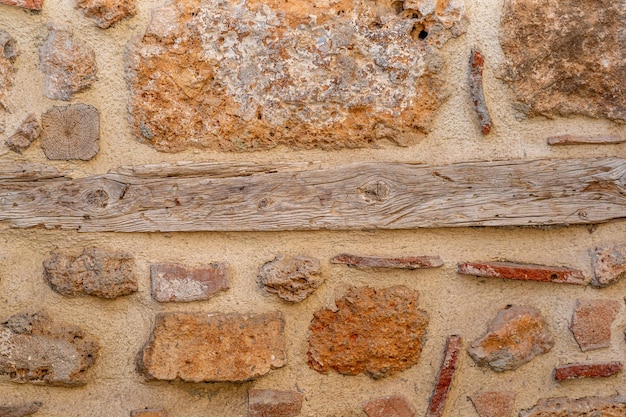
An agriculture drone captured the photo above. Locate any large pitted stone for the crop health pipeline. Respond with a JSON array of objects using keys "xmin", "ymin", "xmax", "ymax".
[
  {"xmin": 258, "ymin": 254, "xmax": 323, "ymax": 302},
  {"xmin": 500, "ymin": 0, "xmax": 626, "ymax": 122},
  {"xmin": 468, "ymin": 305, "xmax": 553, "ymax": 372},
  {"xmin": 0, "ymin": 312, "xmax": 98, "ymax": 386},
  {"xmin": 307, "ymin": 286, "xmax": 429, "ymax": 379},
  {"xmin": 125, "ymin": 0, "xmax": 466, "ymax": 152},
  {"xmin": 138, "ymin": 312, "xmax": 286, "ymax": 382},
  {"xmin": 520, "ymin": 396, "xmax": 626, "ymax": 417}
]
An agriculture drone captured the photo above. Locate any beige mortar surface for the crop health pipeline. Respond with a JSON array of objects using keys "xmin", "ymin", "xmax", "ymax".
[{"xmin": 0, "ymin": 0, "xmax": 626, "ymax": 416}]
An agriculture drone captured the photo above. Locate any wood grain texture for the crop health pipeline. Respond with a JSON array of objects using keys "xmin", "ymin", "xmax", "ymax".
[{"xmin": 1, "ymin": 158, "xmax": 626, "ymax": 232}]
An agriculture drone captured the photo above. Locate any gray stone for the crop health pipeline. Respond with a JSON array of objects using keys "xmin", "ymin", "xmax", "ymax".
[{"xmin": 258, "ymin": 254, "xmax": 323, "ymax": 302}]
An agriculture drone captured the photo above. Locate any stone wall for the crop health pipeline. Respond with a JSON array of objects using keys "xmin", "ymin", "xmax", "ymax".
[{"xmin": 0, "ymin": 0, "xmax": 625, "ymax": 416}]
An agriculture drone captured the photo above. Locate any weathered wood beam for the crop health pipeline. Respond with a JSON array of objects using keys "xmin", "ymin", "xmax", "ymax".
[{"xmin": 1, "ymin": 158, "xmax": 625, "ymax": 232}]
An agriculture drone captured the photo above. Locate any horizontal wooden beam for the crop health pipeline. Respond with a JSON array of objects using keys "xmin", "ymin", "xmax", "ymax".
[{"xmin": 1, "ymin": 158, "xmax": 625, "ymax": 232}]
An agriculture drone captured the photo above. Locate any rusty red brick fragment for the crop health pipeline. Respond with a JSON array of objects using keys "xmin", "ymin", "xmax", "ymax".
[
  {"xmin": 0, "ymin": 402, "xmax": 42, "ymax": 417},
  {"xmin": 469, "ymin": 49, "xmax": 491, "ymax": 135},
  {"xmin": 458, "ymin": 261, "xmax": 585, "ymax": 285},
  {"xmin": 426, "ymin": 335, "xmax": 462, "ymax": 417},
  {"xmin": 569, "ymin": 299, "xmax": 619, "ymax": 352},
  {"xmin": 151, "ymin": 262, "xmax": 229, "ymax": 302},
  {"xmin": 469, "ymin": 391, "xmax": 515, "ymax": 417},
  {"xmin": 364, "ymin": 395, "xmax": 415, "ymax": 417},
  {"xmin": 130, "ymin": 409, "xmax": 167, "ymax": 417},
  {"xmin": 591, "ymin": 244, "xmax": 626, "ymax": 287},
  {"xmin": 554, "ymin": 362, "xmax": 622, "ymax": 381},
  {"xmin": 331, "ymin": 254, "xmax": 443, "ymax": 270},
  {"xmin": 547, "ymin": 135, "xmax": 625, "ymax": 146},
  {"xmin": 0, "ymin": 0, "xmax": 43, "ymax": 10},
  {"xmin": 248, "ymin": 389, "xmax": 303, "ymax": 417}
]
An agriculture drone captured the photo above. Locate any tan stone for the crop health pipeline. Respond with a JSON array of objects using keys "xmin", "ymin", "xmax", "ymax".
[
  {"xmin": 151, "ymin": 262, "xmax": 229, "ymax": 302},
  {"xmin": 500, "ymin": 0, "xmax": 626, "ymax": 122},
  {"xmin": 5, "ymin": 114, "xmax": 40, "ymax": 154},
  {"xmin": 569, "ymin": 299, "xmax": 619, "ymax": 352},
  {"xmin": 307, "ymin": 286, "xmax": 429, "ymax": 379},
  {"xmin": 130, "ymin": 409, "xmax": 167, "ymax": 417},
  {"xmin": 0, "ymin": 402, "xmax": 42, "ymax": 417},
  {"xmin": 0, "ymin": 29, "xmax": 16, "ymax": 110},
  {"xmin": 76, "ymin": 0, "xmax": 136, "ymax": 29},
  {"xmin": 591, "ymin": 244, "xmax": 626, "ymax": 288},
  {"xmin": 40, "ymin": 104, "xmax": 99, "ymax": 161},
  {"xmin": 469, "ymin": 391, "xmax": 515, "ymax": 417},
  {"xmin": 520, "ymin": 396, "xmax": 626, "ymax": 417},
  {"xmin": 138, "ymin": 312, "xmax": 286, "ymax": 382},
  {"xmin": 258, "ymin": 254, "xmax": 323, "ymax": 302},
  {"xmin": 125, "ymin": 0, "xmax": 466, "ymax": 152}
]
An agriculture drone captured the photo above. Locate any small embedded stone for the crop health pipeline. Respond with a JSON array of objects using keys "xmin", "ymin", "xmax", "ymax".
[
  {"xmin": 307, "ymin": 286, "xmax": 429, "ymax": 379},
  {"xmin": 138, "ymin": 312, "xmax": 286, "ymax": 382},
  {"xmin": 76, "ymin": 0, "xmax": 136, "ymax": 29},
  {"xmin": 520, "ymin": 396, "xmax": 626, "ymax": 417},
  {"xmin": 39, "ymin": 28, "xmax": 97, "ymax": 101},
  {"xmin": 43, "ymin": 248, "xmax": 136, "ymax": 299},
  {"xmin": 469, "ymin": 391, "xmax": 515, "ymax": 417},
  {"xmin": 258, "ymin": 254, "xmax": 323, "ymax": 302},
  {"xmin": 0, "ymin": 402, "xmax": 42, "ymax": 417},
  {"xmin": 458, "ymin": 261, "xmax": 585, "ymax": 285},
  {"xmin": 151, "ymin": 262, "xmax": 229, "ymax": 303},
  {"xmin": 468, "ymin": 305, "xmax": 553, "ymax": 372},
  {"xmin": 330, "ymin": 254, "xmax": 443, "ymax": 269},
  {"xmin": 0, "ymin": 0, "xmax": 43, "ymax": 10},
  {"xmin": 363, "ymin": 395, "xmax": 415, "ymax": 417},
  {"xmin": 40, "ymin": 104, "xmax": 99, "ymax": 161},
  {"xmin": 426, "ymin": 335, "xmax": 463, "ymax": 417},
  {"xmin": 0, "ymin": 29, "xmax": 16, "ymax": 109},
  {"xmin": 130, "ymin": 409, "xmax": 167, "ymax": 417},
  {"xmin": 248, "ymin": 389, "xmax": 303, "ymax": 417},
  {"xmin": 5, "ymin": 114, "xmax": 40, "ymax": 154},
  {"xmin": 591, "ymin": 244, "xmax": 626, "ymax": 287},
  {"xmin": 569, "ymin": 299, "xmax": 619, "ymax": 352},
  {"xmin": 554, "ymin": 362, "xmax": 622, "ymax": 381},
  {"xmin": 0, "ymin": 311, "xmax": 98, "ymax": 386}
]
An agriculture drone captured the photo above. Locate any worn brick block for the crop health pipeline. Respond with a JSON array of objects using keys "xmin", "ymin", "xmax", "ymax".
[
  {"xmin": 554, "ymin": 362, "xmax": 622, "ymax": 381},
  {"xmin": 0, "ymin": 0, "xmax": 43, "ymax": 10},
  {"xmin": 520, "ymin": 396, "xmax": 626, "ymax": 417},
  {"xmin": 0, "ymin": 402, "xmax": 42, "ymax": 417},
  {"xmin": 591, "ymin": 244, "xmax": 626, "ymax": 287},
  {"xmin": 76, "ymin": 0, "xmax": 136, "ymax": 29},
  {"xmin": 469, "ymin": 391, "xmax": 515, "ymax": 417},
  {"xmin": 331, "ymin": 254, "xmax": 443, "ymax": 269},
  {"xmin": 468, "ymin": 305, "xmax": 553, "ymax": 372},
  {"xmin": 151, "ymin": 262, "xmax": 229, "ymax": 302},
  {"xmin": 0, "ymin": 311, "xmax": 98, "ymax": 386},
  {"xmin": 458, "ymin": 261, "xmax": 585, "ymax": 285},
  {"xmin": 138, "ymin": 312, "xmax": 286, "ymax": 382},
  {"xmin": 426, "ymin": 335, "xmax": 462, "ymax": 417},
  {"xmin": 363, "ymin": 395, "xmax": 415, "ymax": 417},
  {"xmin": 130, "ymin": 409, "xmax": 167, "ymax": 417},
  {"xmin": 258, "ymin": 255, "xmax": 323, "ymax": 302},
  {"xmin": 569, "ymin": 299, "xmax": 619, "ymax": 352},
  {"xmin": 307, "ymin": 286, "xmax": 428, "ymax": 379},
  {"xmin": 248, "ymin": 389, "xmax": 303, "ymax": 417},
  {"xmin": 43, "ymin": 248, "xmax": 136, "ymax": 299},
  {"xmin": 5, "ymin": 114, "xmax": 40, "ymax": 154}
]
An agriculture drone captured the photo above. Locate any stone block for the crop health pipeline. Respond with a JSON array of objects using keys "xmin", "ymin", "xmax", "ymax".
[
  {"xmin": 591, "ymin": 244, "xmax": 626, "ymax": 287},
  {"xmin": 76, "ymin": 0, "xmax": 136, "ymax": 29},
  {"xmin": 5, "ymin": 114, "xmax": 40, "ymax": 154},
  {"xmin": 248, "ymin": 389, "xmax": 303, "ymax": 417},
  {"xmin": 554, "ymin": 362, "xmax": 622, "ymax": 381},
  {"xmin": 151, "ymin": 262, "xmax": 229, "ymax": 302},
  {"xmin": 363, "ymin": 395, "xmax": 415, "ymax": 417},
  {"xmin": 569, "ymin": 299, "xmax": 619, "ymax": 352},
  {"xmin": 330, "ymin": 254, "xmax": 443, "ymax": 269},
  {"xmin": 258, "ymin": 255, "xmax": 323, "ymax": 302},
  {"xmin": 469, "ymin": 391, "xmax": 515, "ymax": 417}
]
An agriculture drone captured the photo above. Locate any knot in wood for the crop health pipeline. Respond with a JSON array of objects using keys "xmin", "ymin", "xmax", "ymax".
[
  {"xmin": 359, "ymin": 180, "xmax": 390, "ymax": 202},
  {"xmin": 257, "ymin": 197, "xmax": 272, "ymax": 210},
  {"xmin": 84, "ymin": 188, "xmax": 109, "ymax": 211}
]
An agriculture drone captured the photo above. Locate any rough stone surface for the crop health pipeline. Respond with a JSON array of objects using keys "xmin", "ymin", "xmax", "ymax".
[
  {"xmin": 258, "ymin": 254, "xmax": 323, "ymax": 302},
  {"xmin": 130, "ymin": 409, "xmax": 167, "ymax": 417},
  {"xmin": 76, "ymin": 0, "xmax": 136, "ymax": 29},
  {"xmin": 363, "ymin": 395, "xmax": 415, "ymax": 417},
  {"xmin": 151, "ymin": 262, "xmax": 229, "ymax": 302},
  {"xmin": 426, "ymin": 335, "xmax": 462, "ymax": 417},
  {"xmin": 43, "ymin": 248, "xmax": 136, "ymax": 299},
  {"xmin": 39, "ymin": 28, "xmax": 97, "ymax": 101},
  {"xmin": 468, "ymin": 305, "xmax": 553, "ymax": 372},
  {"xmin": 248, "ymin": 389, "xmax": 304, "ymax": 417},
  {"xmin": 500, "ymin": 0, "xmax": 626, "ymax": 122},
  {"xmin": 520, "ymin": 396, "xmax": 626, "ymax": 417},
  {"xmin": 457, "ymin": 261, "xmax": 585, "ymax": 285},
  {"xmin": 0, "ymin": 0, "xmax": 43, "ymax": 10},
  {"xmin": 330, "ymin": 254, "xmax": 443, "ymax": 269},
  {"xmin": 307, "ymin": 286, "xmax": 429, "ymax": 379},
  {"xmin": 0, "ymin": 311, "xmax": 98, "ymax": 386},
  {"xmin": 125, "ymin": 0, "xmax": 466, "ymax": 152},
  {"xmin": 0, "ymin": 402, "xmax": 42, "ymax": 417},
  {"xmin": 40, "ymin": 104, "xmax": 100, "ymax": 161},
  {"xmin": 138, "ymin": 312, "xmax": 286, "ymax": 382},
  {"xmin": 0, "ymin": 29, "xmax": 16, "ymax": 110},
  {"xmin": 569, "ymin": 299, "xmax": 620, "ymax": 352},
  {"xmin": 469, "ymin": 391, "xmax": 515, "ymax": 417},
  {"xmin": 591, "ymin": 244, "xmax": 626, "ymax": 287},
  {"xmin": 5, "ymin": 114, "xmax": 40, "ymax": 154},
  {"xmin": 554, "ymin": 362, "xmax": 622, "ymax": 381}
]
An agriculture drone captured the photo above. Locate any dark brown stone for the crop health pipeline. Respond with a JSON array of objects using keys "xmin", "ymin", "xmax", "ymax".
[
  {"xmin": 426, "ymin": 335, "xmax": 462, "ymax": 417},
  {"xmin": 554, "ymin": 362, "xmax": 622, "ymax": 381},
  {"xmin": 458, "ymin": 261, "xmax": 585, "ymax": 285},
  {"xmin": 5, "ymin": 114, "xmax": 40, "ymax": 154},
  {"xmin": 469, "ymin": 391, "xmax": 515, "ymax": 417},
  {"xmin": 0, "ymin": 0, "xmax": 43, "ymax": 10},
  {"xmin": 258, "ymin": 254, "xmax": 323, "ymax": 302},
  {"xmin": 569, "ymin": 299, "xmax": 619, "ymax": 352},
  {"xmin": 330, "ymin": 254, "xmax": 443, "ymax": 269},
  {"xmin": 130, "ymin": 409, "xmax": 167, "ymax": 417},
  {"xmin": 363, "ymin": 395, "xmax": 415, "ymax": 417},
  {"xmin": 307, "ymin": 286, "xmax": 429, "ymax": 379},
  {"xmin": 76, "ymin": 0, "xmax": 136, "ymax": 29},
  {"xmin": 40, "ymin": 104, "xmax": 99, "ymax": 161},
  {"xmin": 591, "ymin": 244, "xmax": 626, "ymax": 287},
  {"xmin": 248, "ymin": 389, "xmax": 303, "ymax": 417},
  {"xmin": 520, "ymin": 396, "xmax": 626, "ymax": 417},
  {"xmin": 151, "ymin": 262, "xmax": 229, "ymax": 302},
  {"xmin": 0, "ymin": 402, "xmax": 42, "ymax": 417}
]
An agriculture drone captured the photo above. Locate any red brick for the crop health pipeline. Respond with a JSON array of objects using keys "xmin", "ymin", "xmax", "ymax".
[
  {"xmin": 0, "ymin": 0, "xmax": 43, "ymax": 10},
  {"xmin": 331, "ymin": 254, "xmax": 443, "ymax": 270},
  {"xmin": 458, "ymin": 261, "xmax": 585, "ymax": 285},
  {"xmin": 0, "ymin": 402, "xmax": 42, "ymax": 417},
  {"xmin": 520, "ymin": 396, "xmax": 626, "ymax": 417},
  {"xmin": 569, "ymin": 299, "xmax": 619, "ymax": 352},
  {"xmin": 469, "ymin": 391, "xmax": 515, "ymax": 417},
  {"xmin": 554, "ymin": 362, "xmax": 622, "ymax": 381},
  {"xmin": 248, "ymin": 389, "xmax": 303, "ymax": 417},
  {"xmin": 591, "ymin": 244, "xmax": 626, "ymax": 287},
  {"xmin": 258, "ymin": 255, "xmax": 323, "ymax": 302},
  {"xmin": 130, "ymin": 409, "xmax": 167, "ymax": 417},
  {"xmin": 151, "ymin": 262, "xmax": 229, "ymax": 302},
  {"xmin": 363, "ymin": 395, "xmax": 415, "ymax": 417},
  {"xmin": 426, "ymin": 335, "xmax": 462, "ymax": 417}
]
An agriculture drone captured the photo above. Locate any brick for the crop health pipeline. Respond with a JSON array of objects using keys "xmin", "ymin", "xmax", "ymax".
[
  {"xmin": 125, "ymin": 0, "xmax": 466, "ymax": 152},
  {"xmin": 520, "ymin": 396, "xmax": 626, "ymax": 417},
  {"xmin": 5, "ymin": 114, "xmax": 40, "ymax": 154},
  {"xmin": 426, "ymin": 335, "xmax": 462, "ymax": 417},
  {"xmin": 40, "ymin": 104, "xmax": 99, "ymax": 161},
  {"xmin": 258, "ymin": 255, "xmax": 323, "ymax": 302},
  {"xmin": 0, "ymin": 402, "xmax": 42, "ymax": 417},
  {"xmin": 151, "ymin": 262, "xmax": 229, "ymax": 303},
  {"xmin": 0, "ymin": 311, "xmax": 98, "ymax": 386},
  {"xmin": 468, "ymin": 305, "xmax": 553, "ymax": 372},
  {"xmin": 469, "ymin": 391, "xmax": 515, "ymax": 417},
  {"xmin": 39, "ymin": 28, "xmax": 97, "ymax": 101},
  {"xmin": 0, "ymin": 29, "xmax": 16, "ymax": 109},
  {"xmin": 468, "ymin": 49, "xmax": 492, "ymax": 135},
  {"xmin": 330, "ymin": 254, "xmax": 443, "ymax": 270},
  {"xmin": 591, "ymin": 244, "xmax": 626, "ymax": 287},
  {"xmin": 44, "ymin": 248, "xmax": 135, "ymax": 299},
  {"xmin": 569, "ymin": 299, "xmax": 619, "ymax": 352},
  {"xmin": 363, "ymin": 395, "xmax": 415, "ymax": 417},
  {"xmin": 307, "ymin": 286, "xmax": 428, "ymax": 379},
  {"xmin": 554, "ymin": 362, "xmax": 622, "ymax": 381},
  {"xmin": 458, "ymin": 261, "xmax": 585, "ymax": 285},
  {"xmin": 138, "ymin": 312, "xmax": 286, "ymax": 382},
  {"xmin": 248, "ymin": 389, "xmax": 303, "ymax": 417},
  {"xmin": 76, "ymin": 0, "xmax": 136, "ymax": 29},
  {"xmin": 0, "ymin": 0, "xmax": 43, "ymax": 10},
  {"xmin": 130, "ymin": 409, "xmax": 167, "ymax": 417}
]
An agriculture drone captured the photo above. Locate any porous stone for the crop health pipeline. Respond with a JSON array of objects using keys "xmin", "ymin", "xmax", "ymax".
[
  {"xmin": 468, "ymin": 305, "xmax": 553, "ymax": 372},
  {"xmin": 0, "ymin": 402, "xmax": 42, "ymax": 417},
  {"xmin": 0, "ymin": 30, "xmax": 17, "ymax": 110},
  {"xmin": 151, "ymin": 262, "xmax": 229, "ymax": 302},
  {"xmin": 125, "ymin": 0, "xmax": 466, "ymax": 152},
  {"xmin": 138, "ymin": 312, "xmax": 286, "ymax": 382},
  {"xmin": 500, "ymin": 0, "xmax": 626, "ymax": 122},
  {"xmin": 569, "ymin": 299, "xmax": 619, "ymax": 352},
  {"xmin": 591, "ymin": 244, "xmax": 626, "ymax": 287},
  {"xmin": 519, "ymin": 396, "xmax": 626, "ymax": 417},
  {"xmin": 40, "ymin": 104, "xmax": 99, "ymax": 161},
  {"xmin": 43, "ymin": 248, "xmax": 136, "ymax": 299},
  {"xmin": 5, "ymin": 114, "xmax": 40, "ymax": 154},
  {"xmin": 0, "ymin": 0, "xmax": 43, "ymax": 10},
  {"xmin": 258, "ymin": 254, "xmax": 323, "ymax": 302},
  {"xmin": 363, "ymin": 395, "xmax": 415, "ymax": 417},
  {"xmin": 0, "ymin": 311, "xmax": 98, "ymax": 386},
  {"xmin": 39, "ymin": 28, "xmax": 97, "ymax": 101},
  {"xmin": 248, "ymin": 389, "xmax": 304, "ymax": 417},
  {"xmin": 469, "ymin": 391, "xmax": 515, "ymax": 417},
  {"xmin": 130, "ymin": 409, "xmax": 167, "ymax": 417},
  {"xmin": 307, "ymin": 286, "xmax": 429, "ymax": 379},
  {"xmin": 76, "ymin": 0, "xmax": 136, "ymax": 29},
  {"xmin": 554, "ymin": 362, "xmax": 622, "ymax": 381}
]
